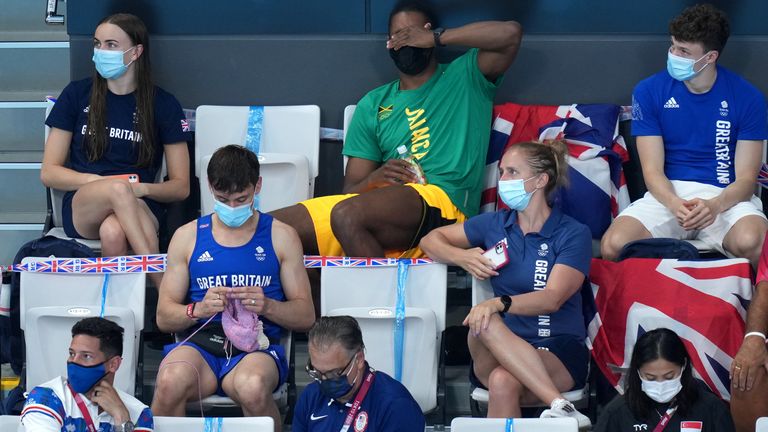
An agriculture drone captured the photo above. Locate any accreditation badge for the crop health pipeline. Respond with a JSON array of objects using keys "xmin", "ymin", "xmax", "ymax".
[{"xmin": 354, "ymin": 411, "xmax": 369, "ymax": 432}]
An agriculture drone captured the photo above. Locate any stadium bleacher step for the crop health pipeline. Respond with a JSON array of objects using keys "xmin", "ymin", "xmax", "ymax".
[
  {"xmin": 1, "ymin": 1, "xmax": 68, "ymax": 270},
  {"xmin": 0, "ymin": 102, "xmax": 49, "ymax": 159},
  {"xmin": 0, "ymin": 0, "xmax": 67, "ymax": 42},
  {"xmin": 0, "ymin": 42, "xmax": 70, "ymax": 102}
]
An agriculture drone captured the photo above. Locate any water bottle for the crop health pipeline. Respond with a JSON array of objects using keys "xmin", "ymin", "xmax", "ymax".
[{"xmin": 396, "ymin": 145, "xmax": 426, "ymax": 184}]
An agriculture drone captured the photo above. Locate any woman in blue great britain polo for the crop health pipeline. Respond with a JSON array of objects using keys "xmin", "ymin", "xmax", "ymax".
[
  {"xmin": 41, "ymin": 13, "xmax": 190, "ymax": 286},
  {"xmin": 420, "ymin": 140, "xmax": 592, "ymax": 428}
]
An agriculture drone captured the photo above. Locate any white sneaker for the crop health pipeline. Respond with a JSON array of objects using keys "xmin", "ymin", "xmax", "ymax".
[{"xmin": 540, "ymin": 398, "xmax": 591, "ymax": 430}]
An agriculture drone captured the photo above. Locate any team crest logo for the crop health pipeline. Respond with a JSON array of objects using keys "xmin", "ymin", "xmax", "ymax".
[
  {"xmin": 254, "ymin": 246, "xmax": 266, "ymax": 261},
  {"xmin": 537, "ymin": 243, "xmax": 549, "ymax": 257},
  {"xmin": 377, "ymin": 105, "xmax": 393, "ymax": 121},
  {"xmin": 354, "ymin": 411, "xmax": 368, "ymax": 432},
  {"xmin": 719, "ymin": 100, "xmax": 729, "ymax": 117}
]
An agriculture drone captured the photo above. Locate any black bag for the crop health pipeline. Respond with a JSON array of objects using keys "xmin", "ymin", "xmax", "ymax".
[
  {"xmin": 5, "ymin": 236, "xmax": 96, "ymax": 374},
  {"xmin": 442, "ymin": 325, "xmax": 471, "ymax": 366},
  {"xmin": 617, "ymin": 237, "xmax": 700, "ymax": 261},
  {"xmin": 1, "ymin": 384, "xmax": 26, "ymax": 415},
  {"xmin": 184, "ymin": 321, "xmax": 244, "ymax": 358}
]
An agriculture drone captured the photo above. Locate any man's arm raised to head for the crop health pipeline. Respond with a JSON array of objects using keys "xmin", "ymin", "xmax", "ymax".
[
  {"xmin": 387, "ymin": 20, "xmax": 522, "ymax": 83},
  {"xmin": 439, "ymin": 21, "xmax": 522, "ymax": 82},
  {"xmin": 259, "ymin": 220, "xmax": 315, "ymax": 332},
  {"xmin": 155, "ymin": 221, "xmax": 198, "ymax": 333}
]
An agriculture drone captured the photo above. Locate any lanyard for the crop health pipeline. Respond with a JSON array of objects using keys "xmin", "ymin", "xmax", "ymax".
[
  {"xmin": 339, "ymin": 371, "xmax": 376, "ymax": 432},
  {"xmin": 652, "ymin": 406, "xmax": 677, "ymax": 432},
  {"xmin": 67, "ymin": 383, "xmax": 98, "ymax": 432}
]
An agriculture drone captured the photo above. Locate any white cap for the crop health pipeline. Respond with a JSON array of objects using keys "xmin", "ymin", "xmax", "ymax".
[{"xmin": 397, "ymin": 145, "xmax": 407, "ymax": 155}]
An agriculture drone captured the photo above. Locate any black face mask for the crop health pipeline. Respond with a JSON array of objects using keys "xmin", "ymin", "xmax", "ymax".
[{"xmin": 389, "ymin": 46, "xmax": 433, "ymax": 76}]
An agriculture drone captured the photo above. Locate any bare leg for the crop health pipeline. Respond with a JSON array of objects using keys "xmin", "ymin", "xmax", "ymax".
[
  {"xmin": 468, "ymin": 314, "xmax": 565, "ymax": 408},
  {"xmin": 221, "ymin": 352, "xmax": 281, "ymax": 431},
  {"xmin": 722, "ymin": 215, "xmax": 768, "ymax": 268},
  {"xmin": 270, "ymin": 204, "xmax": 319, "ymax": 255},
  {"xmin": 485, "ymin": 350, "xmax": 575, "ymax": 418},
  {"xmin": 151, "ymin": 346, "xmax": 219, "ymax": 416},
  {"xmin": 72, "ymin": 179, "xmax": 159, "ymax": 255},
  {"xmin": 731, "ymin": 366, "xmax": 768, "ymax": 432},
  {"xmin": 600, "ymin": 216, "xmax": 652, "ymax": 260},
  {"xmin": 330, "ymin": 185, "xmax": 423, "ymax": 257}
]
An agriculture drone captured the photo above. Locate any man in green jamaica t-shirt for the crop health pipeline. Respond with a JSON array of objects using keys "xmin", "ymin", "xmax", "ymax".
[{"xmin": 271, "ymin": 1, "xmax": 522, "ymax": 258}]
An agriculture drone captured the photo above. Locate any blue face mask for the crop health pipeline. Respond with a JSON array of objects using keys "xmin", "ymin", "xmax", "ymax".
[
  {"xmin": 666, "ymin": 51, "xmax": 709, "ymax": 82},
  {"xmin": 67, "ymin": 360, "xmax": 109, "ymax": 394},
  {"xmin": 498, "ymin": 176, "xmax": 538, "ymax": 211},
  {"xmin": 318, "ymin": 365, "xmax": 359, "ymax": 400},
  {"xmin": 214, "ymin": 195, "xmax": 256, "ymax": 228},
  {"xmin": 92, "ymin": 47, "xmax": 135, "ymax": 80}
]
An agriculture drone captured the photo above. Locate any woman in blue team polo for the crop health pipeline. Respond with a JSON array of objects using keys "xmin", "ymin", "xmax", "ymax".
[
  {"xmin": 420, "ymin": 140, "xmax": 592, "ymax": 428},
  {"xmin": 41, "ymin": 13, "xmax": 190, "ymax": 286}
]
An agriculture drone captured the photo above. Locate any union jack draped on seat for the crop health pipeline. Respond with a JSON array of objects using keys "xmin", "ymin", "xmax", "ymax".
[
  {"xmin": 482, "ymin": 103, "xmax": 630, "ymax": 239},
  {"xmin": 588, "ymin": 257, "xmax": 752, "ymax": 400}
]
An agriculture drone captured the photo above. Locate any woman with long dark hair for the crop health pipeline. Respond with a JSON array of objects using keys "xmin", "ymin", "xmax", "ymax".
[
  {"xmin": 41, "ymin": 13, "xmax": 190, "ymax": 286},
  {"xmin": 595, "ymin": 328, "xmax": 734, "ymax": 431}
]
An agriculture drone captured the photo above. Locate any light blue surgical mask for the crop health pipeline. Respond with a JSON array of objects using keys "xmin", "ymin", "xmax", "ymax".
[
  {"xmin": 666, "ymin": 51, "xmax": 709, "ymax": 82},
  {"xmin": 92, "ymin": 47, "xmax": 135, "ymax": 80},
  {"xmin": 214, "ymin": 195, "xmax": 256, "ymax": 227},
  {"xmin": 67, "ymin": 360, "xmax": 109, "ymax": 394},
  {"xmin": 498, "ymin": 176, "xmax": 538, "ymax": 211}
]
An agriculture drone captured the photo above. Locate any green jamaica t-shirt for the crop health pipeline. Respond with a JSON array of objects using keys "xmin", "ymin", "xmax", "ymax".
[{"xmin": 343, "ymin": 48, "xmax": 500, "ymax": 217}]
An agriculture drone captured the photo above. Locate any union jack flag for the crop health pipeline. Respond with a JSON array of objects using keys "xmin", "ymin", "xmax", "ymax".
[
  {"xmin": 482, "ymin": 103, "xmax": 630, "ymax": 239},
  {"xmin": 303, "ymin": 256, "xmax": 433, "ymax": 268},
  {"xmin": 588, "ymin": 257, "xmax": 752, "ymax": 400}
]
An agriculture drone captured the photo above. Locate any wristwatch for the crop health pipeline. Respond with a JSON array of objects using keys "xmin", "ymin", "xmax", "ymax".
[
  {"xmin": 114, "ymin": 421, "xmax": 135, "ymax": 432},
  {"xmin": 433, "ymin": 27, "xmax": 446, "ymax": 47},
  {"xmin": 499, "ymin": 295, "xmax": 512, "ymax": 314}
]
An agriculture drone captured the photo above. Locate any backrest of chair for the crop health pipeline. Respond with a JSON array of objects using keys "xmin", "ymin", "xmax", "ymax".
[
  {"xmin": 320, "ymin": 264, "xmax": 447, "ymax": 332},
  {"xmin": 451, "ymin": 417, "xmax": 578, "ymax": 432},
  {"xmin": 0, "ymin": 415, "xmax": 21, "ymax": 432},
  {"xmin": 471, "ymin": 277, "xmax": 494, "ymax": 306},
  {"xmin": 342, "ymin": 105, "xmax": 356, "ymax": 172},
  {"xmin": 23, "ymin": 307, "xmax": 138, "ymax": 394},
  {"xmin": 321, "ymin": 263, "xmax": 447, "ymax": 412},
  {"xmin": 153, "ymin": 416, "xmax": 274, "ymax": 432},
  {"xmin": 199, "ymin": 153, "xmax": 309, "ymax": 214},
  {"xmin": 757, "ymin": 417, "xmax": 768, "ymax": 432},
  {"xmin": 20, "ymin": 258, "xmax": 146, "ymax": 394},
  {"xmin": 195, "ymin": 105, "xmax": 320, "ymax": 209}
]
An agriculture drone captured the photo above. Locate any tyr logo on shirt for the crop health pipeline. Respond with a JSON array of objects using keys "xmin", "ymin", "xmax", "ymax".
[{"xmin": 632, "ymin": 425, "xmax": 648, "ymax": 431}]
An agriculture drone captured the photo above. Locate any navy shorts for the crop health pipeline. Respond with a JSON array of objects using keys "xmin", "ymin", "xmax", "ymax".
[
  {"xmin": 62, "ymin": 190, "xmax": 164, "ymax": 239},
  {"xmin": 470, "ymin": 334, "xmax": 589, "ymax": 391},
  {"xmin": 162, "ymin": 342, "xmax": 288, "ymax": 397}
]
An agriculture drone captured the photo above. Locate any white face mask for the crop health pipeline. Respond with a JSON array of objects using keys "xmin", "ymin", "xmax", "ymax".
[{"xmin": 639, "ymin": 367, "xmax": 684, "ymax": 403}]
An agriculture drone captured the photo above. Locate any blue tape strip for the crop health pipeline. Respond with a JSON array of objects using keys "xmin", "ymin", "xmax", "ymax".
[
  {"xmin": 505, "ymin": 418, "xmax": 514, "ymax": 432},
  {"xmin": 99, "ymin": 274, "xmax": 109, "ymax": 317},
  {"xmin": 394, "ymin": 260, "xmax": 409, "ymax": 382},
  {"xmin": 245, "ymin": 105, "xmax": 264, "ymax": 210},
  {"xmin": 203, "ymin": 417, "xmax": 223, "ymax": 432}
]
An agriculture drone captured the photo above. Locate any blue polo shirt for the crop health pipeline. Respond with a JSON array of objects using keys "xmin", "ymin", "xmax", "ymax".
[
  {"xmin": 463, "ymin": 208, "xmax": 591, "ymax": 342},
  {"xmin": 292, "ymin": 366, "xmax": 425, "ymax": 432},
  {"xmin": 631, "ymin": 65, "xmax": 767, "ymax": 187}
]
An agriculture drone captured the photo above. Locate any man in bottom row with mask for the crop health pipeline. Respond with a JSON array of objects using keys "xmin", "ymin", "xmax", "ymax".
[
  {"xmin": 21, "ymin": 317, "xmax": 153, "ymax": 432},
  {"xmin": 151, "ymin": 145, "xmax": 315, "ymax": 431},
  {"xmin": 292, "ymin": 316, "xmax": 425, "ymax": 432}
]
